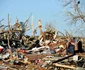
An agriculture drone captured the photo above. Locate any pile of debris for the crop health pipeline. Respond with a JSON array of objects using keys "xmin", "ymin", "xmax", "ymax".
[{"xmin": 0, "ymin": 18, "xmax": 85, "ymax": 70}]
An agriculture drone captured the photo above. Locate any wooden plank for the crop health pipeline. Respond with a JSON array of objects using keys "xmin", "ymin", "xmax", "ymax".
[
  {"xmin": 54, "ymin": 63, "xmax": 75, "ymax": 69},
  {"xmin": 42, "ymin": 57, "xmax": 69, "ymax": 62}
]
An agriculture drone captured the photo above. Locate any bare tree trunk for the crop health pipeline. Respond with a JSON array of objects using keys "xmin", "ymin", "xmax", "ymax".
[
  {"xmin": 38, "ymin": 20, "xmax": 43, "ymax": 36},
  {"xmin": 7, "ymin": 14, "xmax": 11, "ymax": 49}
]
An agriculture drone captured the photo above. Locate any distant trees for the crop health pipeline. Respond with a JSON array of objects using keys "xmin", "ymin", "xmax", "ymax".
[
  {"xmin": 64, "ymin": 0, "xmax": 85, "ymax": 23},
  {"xmin": 59, "ymin": 0, "xmax": 85, "ymax": 36},
  {"xmin": 45, "ymin": 22, "xmax": 56, "ymax": 32},
  {"xmin": 20, "ymin": 21, "xmax": 30, "ymax": 36}
]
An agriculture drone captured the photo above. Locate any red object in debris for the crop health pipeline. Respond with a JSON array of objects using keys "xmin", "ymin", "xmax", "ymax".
[
  {"xmin": 35, "ymin": 59, "xmax": 41, "ymax": 65},
  {"xmin": 35, "ymin": 59, "xmax": 39, "ymax": 63},
  {"xmin": 0, "ymin": 46, "xmax": 3, "ymax": 53}
]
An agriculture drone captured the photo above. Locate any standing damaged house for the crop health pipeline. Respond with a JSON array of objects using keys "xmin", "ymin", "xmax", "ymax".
[{"xmin": 0, "ymin": 17, "xmax": 85, "ymax": 70}]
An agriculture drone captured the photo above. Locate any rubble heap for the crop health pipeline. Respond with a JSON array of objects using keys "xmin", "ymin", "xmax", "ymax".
[{"xmin": 0, "ymin": 19, "xmax": 85, "ymax": 70}]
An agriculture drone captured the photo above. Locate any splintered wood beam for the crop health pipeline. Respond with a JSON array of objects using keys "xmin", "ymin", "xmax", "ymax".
[
  {"xmin": 8, "ymin": 14, "xmax": 11, "ymax": 48},
  {"xmin": 24, "ymin": 13, "xmax": 32, "ymax": 24},
  {"xmin": 54, "ymin": 63, "xmax": 75, "ymax": 69}
]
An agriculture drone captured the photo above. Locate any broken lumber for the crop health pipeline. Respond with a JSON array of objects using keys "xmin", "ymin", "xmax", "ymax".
[{"xmin": 54, "ymin": 63, "xmax": 75, "ymax": 69}]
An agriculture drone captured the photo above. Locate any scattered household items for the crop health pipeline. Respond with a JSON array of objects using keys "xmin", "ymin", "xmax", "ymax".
[{"xmin": 0, "ymin": 18, "xmax": 85, "ymax": 70}]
